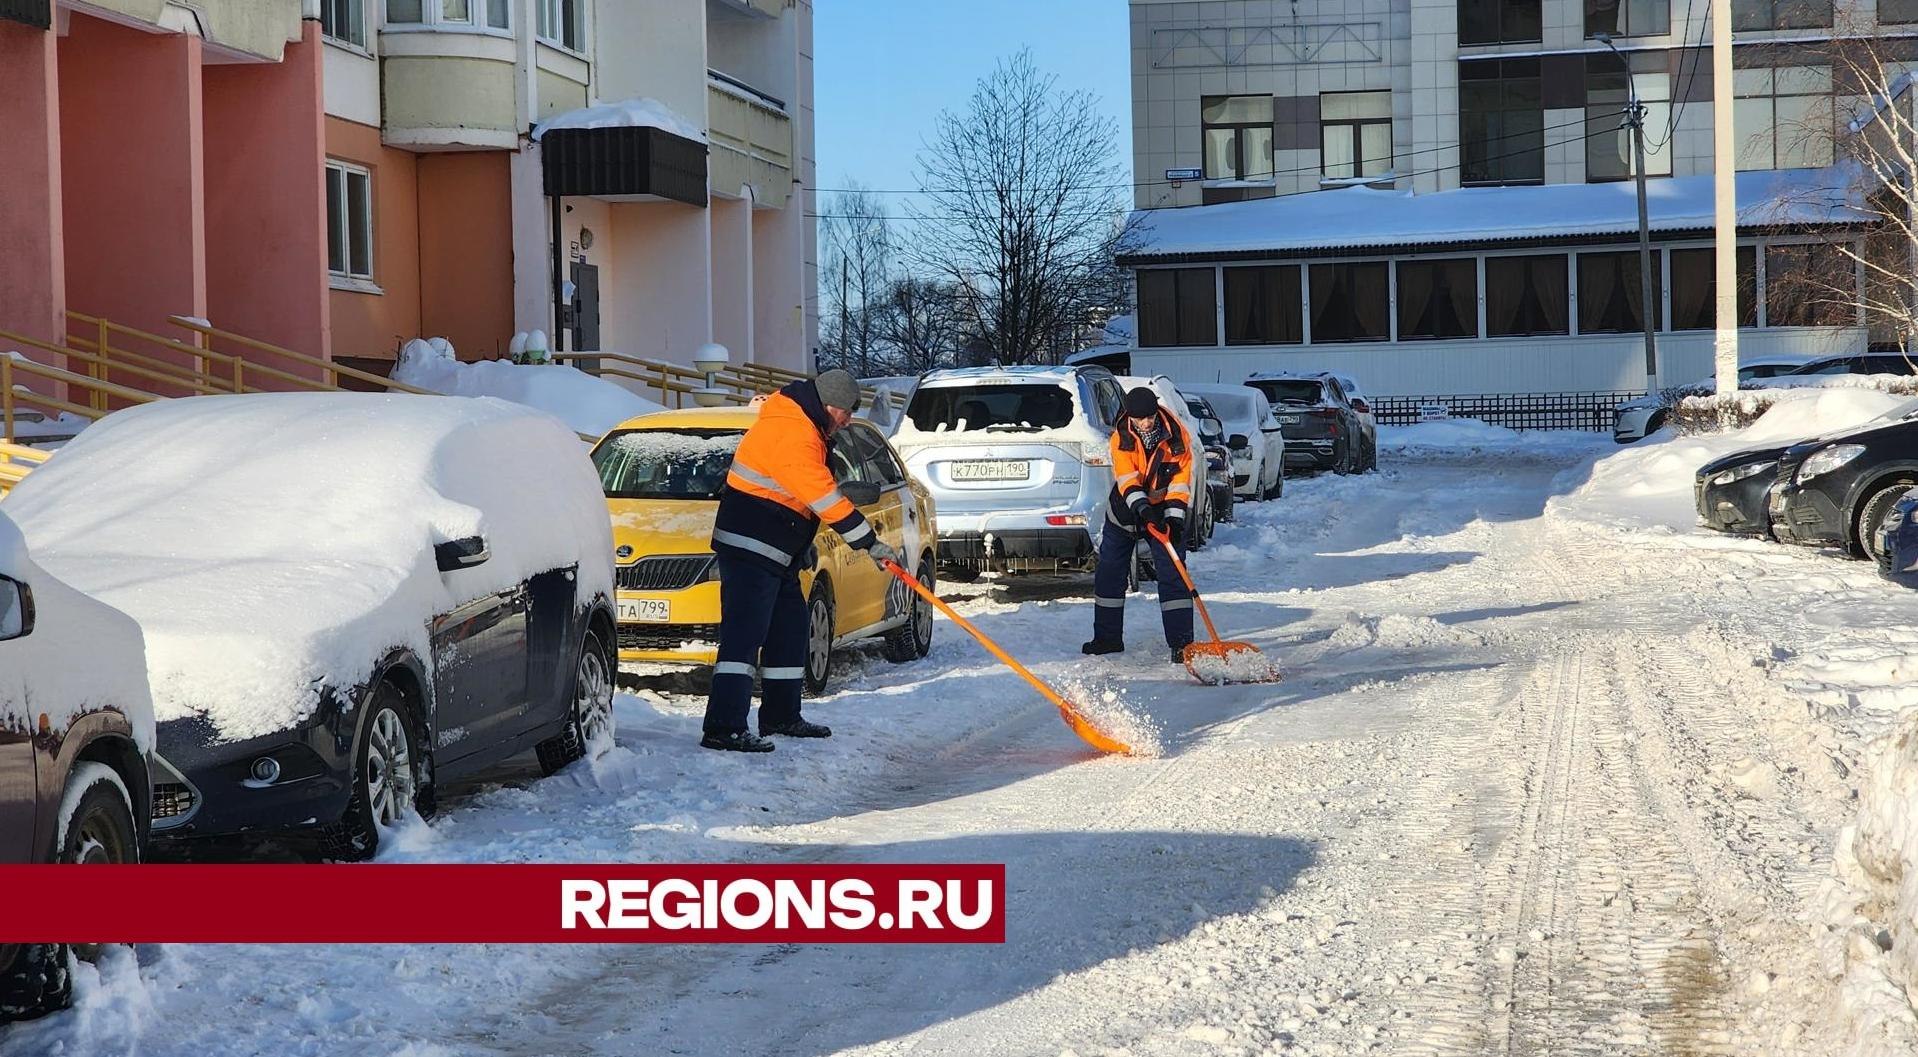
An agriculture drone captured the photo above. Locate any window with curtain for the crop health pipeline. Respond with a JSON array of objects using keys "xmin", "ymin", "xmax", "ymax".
[
  {"xmin": 1460, "ymin": 59, "xmax": 1545, "ymax": 185},
  {"xmin": 1308, "ymin": 262, "xmax": 1390, "ymax": 343},
  {"xmin": 1578, "ymin": 251, "xmax": 1662, "ymax": 333},
  {"xmin": 1732, "ymin": 0, "xmax": 1832, "ymax": 29},
  {"xmin": 384, "ymin": 0, "xmax": 509, "ymax": 28},
  {"xmin": 1321, "ymin": 92, "xmax": 1394, "ymax": 180},
  {"xmin": 1765, "ymin": 242, "xmax": 1855, "ymax": 327},
  {"xmin": 1486, "ymin": 255, "xmax": 1569, "ymax": 337},
  {"xmin": 1459, "ymin": 0, "xmax": 1543, "ymax": 44},
  {"xmin": 1397, "ymin": 259, "xmax": 1479, "ymax": 340},
  {"xmin": 1586, "ymin": 53, "xmax": 1673, "ymax": 181},
  {"xmin": 1224, "ymin": 266, "xmax": 1304, "ymax": 345},
  {"xmin": 1669, "ymin": 247, "xmax": 1758, "ymax": 330},
  {"xmin": 538, "ymin": 0, "xmax": 584, "ymax": 48},
  {"xmin": 1138, "ymin": 269, "xmax": 1219, "ymax": 347},
  {"xmin": 1733, "ymin": 66, "xmax": 1834, "ymax": 171},
  {"xmin": 1584, "ymin": 0, "xmax": 1670, "ymax": 36},
  {"xmin": 1202, "ymin": 96, "xmax": 1276, "ymax": 181}
]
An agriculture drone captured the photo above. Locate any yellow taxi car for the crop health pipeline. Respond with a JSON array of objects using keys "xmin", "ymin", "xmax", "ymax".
[{"xmin": 590, "ymin": 405, "xmax": 938, "ymax": 692}]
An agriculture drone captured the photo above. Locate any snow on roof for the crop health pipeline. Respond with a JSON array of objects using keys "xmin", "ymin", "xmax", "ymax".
[
  {"xmin": 393, "ymin": 338, "xmax": 665, "ymax": 438},
  {"xmin": 533, "ymin": 95, "xmax": 707, "ymax": 144},
  {"xmin": 2, "ymin": 394, "xmax": 615, "ymax": 741},
  {"xmin": 919, "ymin": 365, "xmax": 1086, "ymax": 383},
  {"xmin": 1125, "ymin": 166, "xmax": 1874, "ymax": 261}
]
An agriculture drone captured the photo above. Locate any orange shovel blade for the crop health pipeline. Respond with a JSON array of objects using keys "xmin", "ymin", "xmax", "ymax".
[{"xmin": 1182, "ymin": 640, "xmax": 1283, "ymax": 685}]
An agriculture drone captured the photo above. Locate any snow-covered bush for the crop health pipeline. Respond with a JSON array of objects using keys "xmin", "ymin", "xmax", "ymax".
[
  {"xmin": 394, "ymin": 337, "xmax": 664, "ymax": 437},
  {"xmin": 1675, "ymin": 375, "xmax": 1918, "ymax": 434}
]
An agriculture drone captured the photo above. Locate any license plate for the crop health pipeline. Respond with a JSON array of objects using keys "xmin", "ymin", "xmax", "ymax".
[
  {"xmin": 952, "ymin": 460, "xmax": 1030, "ymax": 481},
  {"xmin": 1278, "ymin": 414, "xmax": 1301, "ymax": 424},
  {"xmin": 618, "ymin": 598, "xmax": 671, "ymax": 623}
]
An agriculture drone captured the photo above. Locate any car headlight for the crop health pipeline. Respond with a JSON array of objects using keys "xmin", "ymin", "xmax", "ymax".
[
  {"xmin": 1711, "ymin": 461, "xmax": 1774, "ymax": 486},
  {"xmin": 1796, "ymin": 443, "xmax": 1866, "ymax": 483}
]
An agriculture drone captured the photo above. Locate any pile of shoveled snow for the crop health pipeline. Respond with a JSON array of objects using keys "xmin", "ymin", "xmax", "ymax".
[
  {"xmin": 394, "ymin": 337, "xmax": 666, "ymax": 438},
  {"xmin": 1378, "ymin": 419, "xmax": 1609, "ymax": 456}
]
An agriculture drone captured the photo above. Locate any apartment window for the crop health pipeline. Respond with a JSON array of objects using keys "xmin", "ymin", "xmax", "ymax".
[
  {"xmin": 321, "ymin": 0, "xmax": 365, "ymax": 46},
  {"xmin": 1734, "ymin": 66, "xmax": 1834, "ymax": 171},
  {"xmin": 1308, "ymin": 262, "xmax": 1389, "ymax": 343},
  {"xmin": 1765, "ymin": 243, "xmax": 1855, "ymax": 327},
  {"xmin": 1486, "ymin": 255, "xmax": 1570, "ymax": 337},
  {"xmin": 1669, "ymin": 247, "xmax": 1758, "ymax": 330},
  {"xmin": 1459, "ymin": 0, "xmax": 1542, "ymax": 45},
  {"xmin": 1202, "ymin": 96, "xmax": 1275, "ymax": 182},
  {"xmin": 1397, "ymin": 259, "xmax": 1479, "ymax": 340},
  {"xmin": 1584, "ymin": 0, "xmax": 1669, "ymax": 37},
  {"xmin": 386, "ymin": 0, "xmax": 510, "ymax": 28},
  {"xmin": 1321, "ymin": 92, "xmax": 1393, "ymax": 181},
  {"xmin": 1731, "ymin": 0, "xmax": 1832, "ymax": 30},
  {"xmin": 1224, "ymin": 266, "xmax": 1303, "ymax": 345},
  {"xmin": 1884, "ymin": 0, "xmax": 1918, "ymax": 22},
  {"xmin": 1586, "ymin": 53, "xmax": 1672, "ymax": 181},
  {"xmin": 1578, "ymin": 251, "xmax": 1662, "ymax": 333},
  {"xmin": 1138, "ymin": 269, "xmax": 1218, "ymax": 347},
  {"xmin": 1460, "ymin": 59, "xmax": 1544, "ymax": 185},
  {"xmin": 538, "ymin": 0, "xmax": 584, "ymax": 50},
  {"xmin": 326, "ymin": 161, "xmax": 374, "ymax": 282}
]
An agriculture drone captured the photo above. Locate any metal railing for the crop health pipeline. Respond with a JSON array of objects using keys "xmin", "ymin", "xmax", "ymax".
[
  {"xmin": 1372, "ymin": 391, "xmax": 1644, "ymax": 432},
  {"xmin": 0, "ymin": 442, "xmax": 54, "ymax": 497}
]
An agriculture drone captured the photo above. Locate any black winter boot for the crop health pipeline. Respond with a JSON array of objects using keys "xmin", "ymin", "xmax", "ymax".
[
  {"xmin": 1082, "ymin": 638, "xmax": 1125, "ymax": 655},
  {"xmin": 702, "ymin": 729, "xmax": 775, "ymax": 752},
  {"xmin": 761, "ymin": 719, "xmax": 832, "ymax": 738}
]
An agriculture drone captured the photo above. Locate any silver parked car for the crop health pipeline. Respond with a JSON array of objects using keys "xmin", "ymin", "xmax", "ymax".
[
  {"xmin": 891, "ymin": 365, "xmax": 1124, "ymax": 577},
  {"xmin": 1180, "ymin": 383, "xmax": 1286, "ymax": 500}
]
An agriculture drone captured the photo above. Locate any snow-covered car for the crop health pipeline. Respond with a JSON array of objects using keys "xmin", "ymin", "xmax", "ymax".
[
  {"xmin": 1694, "ymin": 445, "xmax": 1789, "ymax": 536},
  {"xmin": 1180, "ymin": 383, "xmax": 1286, "ymax": 499},
  {"xmin": 1614, "ymin": 356, "xmax": 1814, "ymax": 443},
  {"xmin": 1120, "ymin": 374, "xmax": 1215, "ymax": 548},
  {"xmin": 1181, "ymin": 395, "xmax": 1236, "ymax": 526},
  {"xmin": 891, "ymin": 365, "xmax": 1123, "ymax": 577},
  {"xmin": 0, "ymin": 510, "xmax": 153, "ymax": 1022},
  {"xmin": 1245, "ymin": 372, "xmax": 1373, "ymax": 474},
  {"xmin": 1770, "ymin": 398, "xmax": 1918, "ymax": 560},
  {"xmin": 1, "ymin": 394, "xmax": 617, "ymax": 860}
]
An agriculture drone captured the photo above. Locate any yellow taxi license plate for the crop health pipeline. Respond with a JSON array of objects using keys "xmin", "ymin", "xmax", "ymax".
[{"xmin": 618, "ymin": 598, "xmax": 670, "ymax": 623}]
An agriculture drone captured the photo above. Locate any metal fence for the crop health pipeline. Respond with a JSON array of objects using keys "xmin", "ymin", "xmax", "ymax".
[{"xmin": 1372, "ymin": 391, "xmax": 1645, "ymax": 432}]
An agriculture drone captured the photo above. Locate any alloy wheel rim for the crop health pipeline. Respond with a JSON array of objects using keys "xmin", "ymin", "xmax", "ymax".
[
  {"xmin": 809, "ymin": 596, "xmax": 831, "ymax": 678},
  {"xmin": 366, "ymin": 707, "xmax": 414, "ymax": 827},
  {"xmin": 576, "ymin": 645, "xmax": 613, "ymax": 744},
  {"xmin": 913, "ymin": 572, "xmax": 933, "ymax": 647}
]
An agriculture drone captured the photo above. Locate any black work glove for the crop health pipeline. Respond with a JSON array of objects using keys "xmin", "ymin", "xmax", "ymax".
[{"xmin": 1141, "ymin": 505, "xmax": 1166, "ymax": 531}]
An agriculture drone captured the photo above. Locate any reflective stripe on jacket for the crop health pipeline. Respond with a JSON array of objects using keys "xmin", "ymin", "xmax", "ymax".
[
  {"xmin": 711, "ymin": 380, "xmax": 875, "ymax": 572},
  {"xmin": 1108, "ymin": 408, "xmax": 1195, "ymax": 525}
]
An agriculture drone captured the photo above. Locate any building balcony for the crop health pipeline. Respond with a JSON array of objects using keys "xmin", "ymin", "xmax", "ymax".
[
  {"xmin": 709, "ymin": 0, "xmax": 785, "ymax": 20},
  {"xmin": 379, "ymin": 27, "xmax": 520, "ymax": 150},
  {"xmin": 707, "ymin": 70, "xmax": 793, "ymax": 209}
]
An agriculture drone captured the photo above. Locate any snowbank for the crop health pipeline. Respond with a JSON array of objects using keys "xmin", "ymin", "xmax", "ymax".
[
  {"xmin": 2, "ymin": 394, "xmax": 614, "ymax": 742},
  {"xmin": 1379, "ymin": 419, "xmax": 1609, "ymax": 456},
  {"xmin": 0, "ymin": 512, "xmax": 154, "ymax": 752},
  {"xmin": 394, "ymin": 338, "xmax": 665, "ymax": 438},
  {"xmin": 532, "ymin": 96, "xmax": 707, "ymax": 144}
]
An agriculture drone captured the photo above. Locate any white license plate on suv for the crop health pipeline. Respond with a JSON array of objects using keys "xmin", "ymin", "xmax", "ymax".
[
  {"xmin": 952, "ymin": 460, "xmax": 1030, "ymax": 482},
  {"xmin": 618, "ymin": 598, "xmax": 671, "ymax": 623},
  {"xmin": 1278, "ymin": 414, "xmax": 1302, "ymax": 424}
]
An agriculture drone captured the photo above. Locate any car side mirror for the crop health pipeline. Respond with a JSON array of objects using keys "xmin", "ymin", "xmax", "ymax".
[
  {"xmin": 435, "ymin": 536, "xmax": 491, "ymax": 572},
  {"xmin": 1229, "ymin": 434, "xmax": 1249, "ymax": 449},
  {"xmin": 0, "ymin": 577, "xmax": 33, "ymax": 640},
  {"xmin": 1203, "ymin": 417, "xmax": 1223, "ymax": 435},
  {"xmin": 841, "ymin": 481, "xmax": 883, "ymax": 507}
]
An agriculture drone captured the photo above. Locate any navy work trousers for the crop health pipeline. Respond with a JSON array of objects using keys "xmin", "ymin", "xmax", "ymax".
[
  {"xmin": 702, "ymin": 552, "xmax": 808, "ymax": 734},
  {"xmin": 1091, "ymin": 521, "xmax": 1195, "ymax": 648}
]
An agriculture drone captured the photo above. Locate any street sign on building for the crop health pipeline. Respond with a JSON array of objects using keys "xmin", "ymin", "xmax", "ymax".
[{"xmin": 1165, "ymin": 168, "xmax": 1202, "ymax": 181}]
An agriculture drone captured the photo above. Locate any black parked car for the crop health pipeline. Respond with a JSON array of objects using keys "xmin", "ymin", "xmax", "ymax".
[
  {"xmin": 1183, "ymin": 394, "xmax": 1237, "ymax": 525},
  {"xmin": 1770, "ymin": 401, "xmax": 1918, "ymax": 560},
  {"xmin": 1695, "ymin": 446, "xmax": 1790, "ymax": 536},
  {"xmin": 1874, "ymin": 487, "xmax": 1918, "ymax": 586},
  {"xmin": 1775, "ymin": 352, "xmax": 1918, "ymax": 379},
  {"xmin": 0, "ymin": 395, "xmax": 619, "ymax": 861},
  {"xmin": 1245, "ymin": 372, "xmax": 1376, "ymax": 474}
]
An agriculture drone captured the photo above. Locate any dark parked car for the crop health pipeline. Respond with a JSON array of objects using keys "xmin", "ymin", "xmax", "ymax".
[
  {"xmin": 1245, "ymin": 372, "xmax": 1376, "ymax": 474},
  {"xmin": 1756, "ymin": 352, "xmax": 1918, "ymax": 385},
  {"xmin": 1, "ymin": 395, "xmax": 618, "ymax": 861},
  {"xmin": 1695, "ymin": 446, "xmax": 1790, "ymax": 536},
  {"xmin": 0, "ymin": 511, "xmax": 154, "ymax": 1021},
  {"xmin": 1183, "ymin": 394, "xmax": 1236, "ymax": 525},
  {"xmin": 1770, "ymin": 401, "xmax": 1918, "ymax": 560},
  {"xmin": 1874, "ymin": 487, "xmax": 1918, "ymax": 586}
]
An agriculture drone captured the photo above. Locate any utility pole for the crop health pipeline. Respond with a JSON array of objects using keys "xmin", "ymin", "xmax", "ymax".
[
  {"xmin": 1710, "ymin": 0, "xmax": 1740, "ymax": 392},
  {"xmin": 1596, "ymin": 33, "xmax": 1659, "ymax": 383}
]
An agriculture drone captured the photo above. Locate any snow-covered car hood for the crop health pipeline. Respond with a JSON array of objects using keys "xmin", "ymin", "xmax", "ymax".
[
  {"xmin": 3, "ymin": 393, "xmax": 614, "ymax": 742},
  {"xmin": 0, "ymin": 512, "xmax": 155, "ymax": 753}
]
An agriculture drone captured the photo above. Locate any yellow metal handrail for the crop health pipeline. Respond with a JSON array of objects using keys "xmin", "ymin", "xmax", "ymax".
[
  {"xmin": 0, "ymin": 442, "xmax": 53, "ymax": 496},
  {"xmin": 167, "ymin": 316, "xmax": 434, "ymax": 396}
]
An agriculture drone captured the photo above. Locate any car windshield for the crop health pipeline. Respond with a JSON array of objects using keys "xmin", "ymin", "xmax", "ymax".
[
  {"xmin": 1789, "ymin": 359, "xmax": 1853, "ymax": 376},
  {"xmin": 593, "ymin": 429, "xmax": 741, "ymax": 499},
  {"xmin": 905, "ymin": 383, "xmax": 1076, "ymax": 433},
  {"xmin": 1248, "ymin": 379, "xmax": 1324, "ymax": 406}
]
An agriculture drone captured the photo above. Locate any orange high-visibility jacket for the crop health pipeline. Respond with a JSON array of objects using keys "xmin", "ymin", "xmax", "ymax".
[
  {"xmin": 711, "ymin": 381, "xmax": 875, "ymax": 571},
  {"xmin": 1109, "ymin": 408, "xmax": 1195, "ymax": 525}
]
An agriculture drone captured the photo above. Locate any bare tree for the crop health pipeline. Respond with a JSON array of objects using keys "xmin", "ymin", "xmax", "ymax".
[
  {"xmin": 877, "ymin": 277, "xmax": 965, "ymax": 376},
  {"xmin": 912, "ymin": 50, "xmax": 1140, "ymax": 366},
  {"xmin": 818, "ymin": 181, "xmax": 894, "ymax": 376}
]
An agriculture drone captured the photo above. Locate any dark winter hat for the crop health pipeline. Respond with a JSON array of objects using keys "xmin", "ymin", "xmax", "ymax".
[
  {"xmin": 814, "ymin": 369, "xmax": 862, "ymax": 412},
  {"xmin": 1123, "ymin": 387, "xmax": 1160, "ymax": 418}
]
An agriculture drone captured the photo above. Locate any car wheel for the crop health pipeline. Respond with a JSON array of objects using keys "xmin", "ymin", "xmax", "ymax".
[
  {"xmin": 881, "ymin": 561, "xmax": 935, "ymax": 662},
  {"xmin": 538, "ymin": 626, "xmax": 615, "ymax": 776},
  {"xmin": 1645, "ymin": 411, "xmax": 1670, "ymax": 437},
  {"xmin": 1334, "ymin": 439, "xmax": 1356, "ymax": 476},
  {"xmin": 331, "ymin": 683, "xmax": 425, "ymax": 861},
  {"xmin": 1857, "ymin": 479, "xmax": 1918, "ymax": 560},
  {"xmin": 803, "ymin": 579, "xmax": 835, "ymax": 696}
]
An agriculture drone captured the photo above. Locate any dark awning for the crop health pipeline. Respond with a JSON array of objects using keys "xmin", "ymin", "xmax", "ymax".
[
  {"xmin": 540, "ymin": 125, "xmax": 707, "ymax": 207},
  {"xmin": 0, "ymin": 0, "xmax": 51, "ymax": 29}
]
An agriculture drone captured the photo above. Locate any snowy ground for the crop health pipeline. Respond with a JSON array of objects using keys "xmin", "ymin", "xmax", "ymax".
[{"xmin": 10, "ymin": 421, "xmax": 1918, "ymax": 1057}]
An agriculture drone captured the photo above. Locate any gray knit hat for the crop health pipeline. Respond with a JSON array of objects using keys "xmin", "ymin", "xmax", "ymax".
[{"xmin": 814, "ymin": 369, "xmax": 862, "ymax": 412}]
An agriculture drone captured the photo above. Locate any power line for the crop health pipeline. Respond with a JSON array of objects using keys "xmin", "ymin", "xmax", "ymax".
[{"xmin": 1647, "ymin": 0, "xmax": 1711, "ymax": 153}]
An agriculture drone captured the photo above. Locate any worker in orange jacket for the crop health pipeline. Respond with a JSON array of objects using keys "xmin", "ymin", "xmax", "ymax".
[
  {"xmin": 1084, "ymin": 386, "xmax": 1196, "ymax": 663},
  {"xmin": 702, "ymin": 369, "xmax": 895, "ymax": 752}
]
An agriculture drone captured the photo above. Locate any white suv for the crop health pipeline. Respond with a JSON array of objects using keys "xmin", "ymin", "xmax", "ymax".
[{"xmin": 891, "ymin": 366, "xmax": 1123, "ymax": 576}]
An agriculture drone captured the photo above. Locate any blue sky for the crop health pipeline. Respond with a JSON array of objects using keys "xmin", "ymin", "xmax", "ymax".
[{"xmin": 813, "ymin": 0, "xmax": 1133, "ymax": 211}]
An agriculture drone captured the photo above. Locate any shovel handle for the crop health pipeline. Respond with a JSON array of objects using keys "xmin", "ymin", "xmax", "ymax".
[
  {"xmin": 880, "ymin": 560, "xmax": 1078, "ymax": 722},
  {"xmin": 1146, "ymin": 524, "xmax": 1225, "ymax": 648}
]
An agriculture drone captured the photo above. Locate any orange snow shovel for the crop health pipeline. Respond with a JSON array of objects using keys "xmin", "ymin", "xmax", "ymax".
[
  {"xmin": 1146, "ymin": 524, "xmax": 1282, "ymax": 685},
  {"xmin": 878, "ymin": 558, "xmax": 1132, "ymax": 755}
]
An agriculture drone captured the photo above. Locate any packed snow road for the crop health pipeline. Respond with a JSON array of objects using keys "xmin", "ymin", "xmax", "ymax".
[{"xmin": 5, "ymin": 436, "xmax": 1884, "ymax": 1057}]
